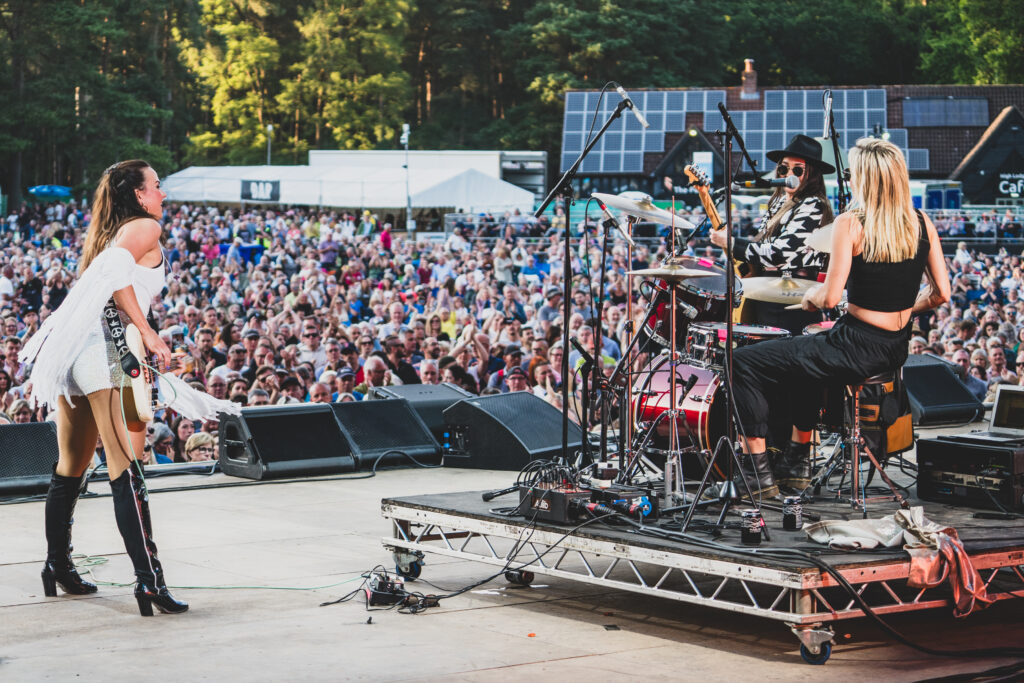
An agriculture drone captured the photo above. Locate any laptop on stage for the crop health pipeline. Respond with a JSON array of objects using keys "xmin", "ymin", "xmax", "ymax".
[{"xmin": 952, "ymin": 384, "xmax": 1024, "ymax": 445}]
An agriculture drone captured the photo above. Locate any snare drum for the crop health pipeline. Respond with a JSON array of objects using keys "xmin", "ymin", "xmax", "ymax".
[
  {"xmin": 641, "ymin": 257, "xmax": 742, "ymax": 350},
  {"xmin": 802, "ymin": 320, "xmax": 836, "ymax": 336},
  {"xmin": 687, "ymin": 322, "xmax": 790, "ymax": 367}
]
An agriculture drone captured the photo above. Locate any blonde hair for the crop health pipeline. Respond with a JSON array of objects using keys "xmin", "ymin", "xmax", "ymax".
[
  {"xmin": 848, "ymin": 138, "xmax": 918, "ymax": 263},
  {"xmin": 184, "ymin": 432, "xmax": 216, "ymax": 454}
]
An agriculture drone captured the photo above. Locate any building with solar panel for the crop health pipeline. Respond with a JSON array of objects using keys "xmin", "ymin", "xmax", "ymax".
[{"xmin": 560, "ymin": 60, "xmax": 1024, "ymax": 207}]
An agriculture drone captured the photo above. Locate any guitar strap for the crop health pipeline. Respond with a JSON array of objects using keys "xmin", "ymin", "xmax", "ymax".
[{"xmin": 103, "ymin": 298, "xmax": 142, "ymax": 378}]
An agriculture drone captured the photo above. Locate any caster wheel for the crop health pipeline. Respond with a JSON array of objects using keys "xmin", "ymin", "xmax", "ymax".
[
  {"xmin": 800, "ymin": 642, "xmax": 832, "ymax": 665},
  {"xmin": 504, "ymin": 569, "xmax": 535, "ymax": 586},
  {"xmin": 396, "ymin": 561, "xmax": 422, "ymax": 580}
]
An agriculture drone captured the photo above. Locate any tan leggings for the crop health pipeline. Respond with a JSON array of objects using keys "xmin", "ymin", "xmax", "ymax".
[{"xmin": 54, "ymin": 389, "xmax": 146, "ymax": 481}]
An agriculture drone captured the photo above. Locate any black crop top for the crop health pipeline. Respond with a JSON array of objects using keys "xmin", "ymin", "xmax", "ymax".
[{"xmin": 846, "ymin": 210, "xmax": 930, "ymax": 312}]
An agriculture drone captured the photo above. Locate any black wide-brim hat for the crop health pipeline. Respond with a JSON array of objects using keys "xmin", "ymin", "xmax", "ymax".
[{"xmin": 766, "ymin": 134, "xmax": 835, "ymax": 174}]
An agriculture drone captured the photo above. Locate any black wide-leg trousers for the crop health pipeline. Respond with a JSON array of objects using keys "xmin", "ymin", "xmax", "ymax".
[{"xmin": 731, "ymin": 315, "xmax": 911, "ymax": 438}]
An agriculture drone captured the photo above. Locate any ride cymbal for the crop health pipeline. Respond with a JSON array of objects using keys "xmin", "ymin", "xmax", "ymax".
[
  {"xmin": 593, "ymin": 192, "xmax": 696, "ymax": 229},
  {"xmin": 741, "ymin": 275, "xmax": 819, "ymax": 304}
]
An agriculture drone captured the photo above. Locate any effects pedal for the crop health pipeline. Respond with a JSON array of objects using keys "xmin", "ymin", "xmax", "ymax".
[{"xmin": 366, "ymin": 572, "xmax": 405, "ymax": 606}]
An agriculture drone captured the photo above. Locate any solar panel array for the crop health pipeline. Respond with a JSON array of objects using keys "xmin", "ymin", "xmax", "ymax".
[{"xmin": 561, "ymin": 88, "xmax": 931, "ymax": 175}]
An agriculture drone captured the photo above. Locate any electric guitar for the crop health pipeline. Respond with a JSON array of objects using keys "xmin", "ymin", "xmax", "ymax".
[
  {"xmin": 683, "ymin": 164, "xmax": 755, "ymax": 277},
  {"xmin": 124, "ymin": 323, "xmax": 159, "ymax": 422}
]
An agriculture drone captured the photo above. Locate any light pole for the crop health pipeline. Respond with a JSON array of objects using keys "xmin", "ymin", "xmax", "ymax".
[
  {"xmin": 266, "ymin": 124, "xmax": 273, "ymax": 165},
  {"xmin": 401, "ymin": 123, "xmax": 413, "ymax": 231}
]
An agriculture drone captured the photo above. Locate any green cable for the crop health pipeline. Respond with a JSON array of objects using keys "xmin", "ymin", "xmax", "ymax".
[{"xmin": 72, "ymin": 553, "xmax": 364, "ymax": 592}]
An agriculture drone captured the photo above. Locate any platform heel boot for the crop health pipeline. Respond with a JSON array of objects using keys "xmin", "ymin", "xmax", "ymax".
[
  {"xmin": 737, "ymin": 451, "xmax": 779, "ymax": 500},
  {"xmin": 774, "ymin": 441, "xmax": 812, "ymax": 494},
  {"xmin": 41, "ymin": 466, "xmax": 98, "ymax": 596},
  {"xmin": 109, "ymin": 465, "xmax": 188, "ymax": 616}
]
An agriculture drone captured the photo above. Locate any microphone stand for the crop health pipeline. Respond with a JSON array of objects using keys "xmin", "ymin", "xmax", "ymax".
[
  {"xmin": 823, "ymin": 91, "xmax": 849, "ymax": 213},
  {"xmin": 679, "ymin": 103, "xmax": 767, "ymax": 538},
  {"xmin": 719, "ymin": 102, "xmax": 760, "ymax": 182},
  {"xmin": 535, "ymin": 96, "xmax": 634, "ymax": 465}
]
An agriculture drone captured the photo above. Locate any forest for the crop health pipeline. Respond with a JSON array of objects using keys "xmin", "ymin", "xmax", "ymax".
[{"xmin": 0, "ymin": 0, "xmax": 1020, "ymax": 208}]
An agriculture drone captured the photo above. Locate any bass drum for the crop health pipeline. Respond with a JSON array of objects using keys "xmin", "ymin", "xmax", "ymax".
[
  {"xmin": 639, "ymin": 256, "xmax": 742, "ymax": 351},
  {"xmin": 632, "ymin": 355, "xmax": 727, "ymax": 456}
]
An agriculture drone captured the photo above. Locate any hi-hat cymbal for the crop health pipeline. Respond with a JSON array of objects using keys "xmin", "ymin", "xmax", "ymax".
[
  {"xmin": 741, "ymin": 275, "xmax": 819, "ymax": 304},
  {"xmin": 628, "ymin": 263, "xmax": 716, "ymax": 281},
  {"xmin": 806, "ymin": 223, "xmax": 834, "ymax": 253},
  {"xmin": 593, "ymin": 192, "xmax": 696, "ymax": 229}
]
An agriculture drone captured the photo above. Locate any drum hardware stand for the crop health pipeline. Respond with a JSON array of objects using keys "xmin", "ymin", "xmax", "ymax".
[
  {"xmin": 535, "ymin": 89, "xmax": 635, "ymax": 466},
  {"xmin": 678, "ymin": 103, "xmax": 769, "ymax": 538}
]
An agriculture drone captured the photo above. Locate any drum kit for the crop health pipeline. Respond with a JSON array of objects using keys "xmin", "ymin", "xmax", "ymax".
[{"xmin": 592, "ymin": 191, "xmax": 829, "ymax": 504}]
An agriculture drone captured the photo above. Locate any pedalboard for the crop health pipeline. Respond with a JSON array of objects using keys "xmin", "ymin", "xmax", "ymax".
[
  {"xmin": 366, "ymin": 572, "xmax": 406, "ymax": 606},
  {"xmin": 519, "ymin": 486, "xmax": 591, "ymax": 524}
]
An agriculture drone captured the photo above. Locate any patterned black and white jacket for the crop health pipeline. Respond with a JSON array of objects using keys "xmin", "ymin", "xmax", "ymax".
[{"xmin": 731, "ymin": 194, "xmax": 829, "ymax": 274}]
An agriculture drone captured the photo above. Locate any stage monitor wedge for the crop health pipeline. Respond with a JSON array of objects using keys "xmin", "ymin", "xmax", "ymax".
[
  {"xmin": 902, "ymin": 355, "xmax": 984, "ymax": 426},
  {"xmin": 367, "ymin": 383, "xmax": 474, "ymax": 446},
  {"xmin": 219, "ymin": 404, "xmax": 357, "ymax": 480},
  {"xmin": 443, "ymin": 392, "xmax": 585, "ymax": 470},
  {"xmin": 330, "ymin": 399, "xmax": 441, "ymax": 469},
  {"xmin": 0, "ymin": 422, "xmax": 60, "ymax": 496}
]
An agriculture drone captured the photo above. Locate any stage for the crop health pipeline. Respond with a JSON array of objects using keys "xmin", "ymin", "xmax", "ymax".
[{"xmin": 2, "ymin": 450, "xmax": 1023, "ymax": 680}]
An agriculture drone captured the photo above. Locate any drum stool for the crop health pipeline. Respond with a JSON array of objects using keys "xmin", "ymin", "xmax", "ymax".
[{"xmin": 840, "ymin": 370, "xmax": 910, "ymax": 516}]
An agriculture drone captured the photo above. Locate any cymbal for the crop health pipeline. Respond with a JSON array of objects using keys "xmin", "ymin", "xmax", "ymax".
[
  {"xmin": 592, "ymin": 192, "xmax": 696, "ymax": 229},
  {"xmin": 806, "ymin": 223, "xmax": 834, "ymax": 253},
  {"xmin": 741, "ymin": 275, "xmax": 819, "ymax": 304},
  {"xmin": 628, "ymin": 263, "xmax": 716, "ymax": 281}
]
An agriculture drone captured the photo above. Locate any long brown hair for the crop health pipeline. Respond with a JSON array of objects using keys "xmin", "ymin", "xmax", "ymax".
[
  {"xmin": 80, "ymin": 159, "xmax": 153, "ymax": 273},
  {"xmin": 760, "ymin": 161, "xmax": 834, "ymax": 240}
]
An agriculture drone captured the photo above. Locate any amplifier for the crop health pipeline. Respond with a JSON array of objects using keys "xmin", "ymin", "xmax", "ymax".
[{"xmin": 916, "ymin": 437, "xmax": 1024, "ymax": 510}]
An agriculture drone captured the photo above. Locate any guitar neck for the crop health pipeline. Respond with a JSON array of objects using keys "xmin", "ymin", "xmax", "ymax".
[{"xmin": 697, "ymin": 187, "xmax": 724, "ymax": 231}]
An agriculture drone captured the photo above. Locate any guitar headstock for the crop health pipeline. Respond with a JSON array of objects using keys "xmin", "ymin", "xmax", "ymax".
[{"xmin": 684, "ymin": 164, "xmax": 709, "ymax": 188}]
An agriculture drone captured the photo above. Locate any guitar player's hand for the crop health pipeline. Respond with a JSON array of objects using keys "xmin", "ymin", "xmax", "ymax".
[
  {"xmin": 709, "ymin": 229, "xmax": 727, "ymax": 249},
  {"xmin": 141, "ymin": 327, "xmax": 172, "ymax": 368}
]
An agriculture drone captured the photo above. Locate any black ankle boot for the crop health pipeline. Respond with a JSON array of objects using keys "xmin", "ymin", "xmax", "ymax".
[
  {"xmin": 110, "ymin": 466, "xmax": 188, "ymax": 616},
  {"xmin": 775, "ymin": 441, "xmax": 812, "ymax": 493},
  {"xmin": 737, "ymin": 451, "xmax": 779, "ymax": 499},
  {"xmin": 41, "ymin": 467, "xmax": 98, "ymax": 597}
]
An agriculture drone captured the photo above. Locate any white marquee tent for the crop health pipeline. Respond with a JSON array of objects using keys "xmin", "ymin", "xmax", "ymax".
[{"xmin": 162, "ymin": 163, "xmax": 534, "ymax": 213}]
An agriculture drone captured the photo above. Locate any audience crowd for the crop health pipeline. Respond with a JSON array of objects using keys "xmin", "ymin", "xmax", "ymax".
[{"xmin": 0, "ymin": 198, "xmax": 1021, "ymax": 464}]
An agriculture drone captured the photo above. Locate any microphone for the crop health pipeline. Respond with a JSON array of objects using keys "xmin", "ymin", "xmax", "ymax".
[
  {"xmin": 597, "ymin": 203, "xmax": 636, "ymax": 247},
  {"xmin": 482, "ymin": 485, "xmax": 519, "ymax": 502},
  {"xmin": 822, "ymin": 90, "xmax": 833, "ymax": 139},
  {"xmin": 678, "ymin": 373, "xmax": 699, "ymax": 400},
  {"xmin": 718, "ymin": 101, "xmax": 736, "ymax": 131},
  {"xmin": 615, "ymin": 85, "xmax": 650, "ymax": 129},
  {"xmin": 733, "ymin": 175, "xmax": 799, "ymax": 190}
]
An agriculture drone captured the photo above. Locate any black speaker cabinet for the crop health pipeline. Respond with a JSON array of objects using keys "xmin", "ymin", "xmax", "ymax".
[
  {"xmin": 330, "ymin": 399, "xmax": 441, "ymax": 468},
  {"xmin": 367, "ymin": 383, "xmax": 473, "ymax": 445},
  {"xmin": 219, "ymin": 404, "xmax": 357, "ymax": 480},
  {"xmin": 442, "ymin": 392, "xmax": 584, "ymax": 470},
  {"xmin": 0, "ymin": 422, "xmax": 60, "ymax": 496},
  {"xmin": 903, "ymin": 355, "xmax": 983, "ymax": 425},
  {"xmin": 917, "ymin": 436, "xmax": 1024, "ymax": 510}
]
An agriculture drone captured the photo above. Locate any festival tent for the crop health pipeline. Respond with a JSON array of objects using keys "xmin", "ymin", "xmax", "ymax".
[{"xmin": 162, "ymin": 164, "xmax": 534, "ymax": 213}]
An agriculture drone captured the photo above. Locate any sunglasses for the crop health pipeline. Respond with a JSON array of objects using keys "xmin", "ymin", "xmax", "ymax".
[
  {"xmin": 776, "ymin": 163, "xmax": 805, "ymax": 178},
  {"xmin": 302, "ymin": 332, "xmax": 318, "ymax": 337}
]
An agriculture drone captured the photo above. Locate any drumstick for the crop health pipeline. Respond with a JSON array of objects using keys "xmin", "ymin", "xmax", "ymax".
[{"xmin": 784, "ymin": 303, "xmax": 802, "ymax": 310}]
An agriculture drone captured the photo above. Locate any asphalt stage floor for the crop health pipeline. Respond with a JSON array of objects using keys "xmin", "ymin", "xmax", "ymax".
[{"xmin": 2, "ymin": 428, "xmax": 1023, "ymax": 681}]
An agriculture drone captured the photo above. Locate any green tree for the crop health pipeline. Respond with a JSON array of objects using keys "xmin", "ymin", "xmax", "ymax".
[
  {"xmin": 282, "ymin": 0, "xmax": 411, "ymax": 152},
  {"xmin": 919, "ymin": 0, "xmax": 1024, "ymax": 84}
]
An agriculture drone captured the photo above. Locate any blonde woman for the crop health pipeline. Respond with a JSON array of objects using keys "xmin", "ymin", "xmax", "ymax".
[
  {"xmin": 729, "ymin": 139, "xmax": 950, "ymax": 498},
  {"xmin": 22, "ymin": 160, "xmax": 237, "ymax": 616},
  {"xmin": 183, "ymin": 432, "xmax": 217, "ymax": 462}
]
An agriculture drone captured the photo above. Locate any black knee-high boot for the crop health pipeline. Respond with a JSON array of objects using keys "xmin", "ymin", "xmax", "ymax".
[
  {"xmin": 737, "ymin": 451, "xmax": 780, "ymax": 500},
  {"xmin": 109, "ymin": 465, "xmax": 188, "ymax": 616},
  {"xmin": 42, "ymin": 466, "xmax": 98, "ymax": 596}
]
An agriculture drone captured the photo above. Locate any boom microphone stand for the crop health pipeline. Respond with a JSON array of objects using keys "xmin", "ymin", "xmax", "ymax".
[
  {"xmin": 535, "ymin": 94, "xmax": 637, "ymax": 464},
  {"xmin": 822, "ymin": 90, "xmax": 849, "ymax": 213},
  {"xmin": 680, "ymin": 103, "xmax": 767, "ymax": 539}
]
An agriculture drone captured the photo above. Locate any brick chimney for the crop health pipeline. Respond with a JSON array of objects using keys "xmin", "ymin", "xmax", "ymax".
[{"xmin": 741, "ymin": 58, "xmax": 758, "ymax": 100}]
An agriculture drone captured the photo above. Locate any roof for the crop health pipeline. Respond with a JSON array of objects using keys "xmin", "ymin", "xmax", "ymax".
[
  {"xmin": 162, "ymin": 164, "xmax": 534, "ymax": 212},
  {"xmin": 950, "ymin": 105, "xmax": 1024, "ymax": 180}
]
